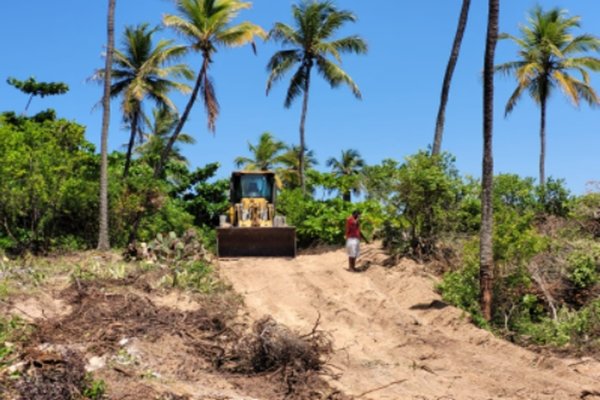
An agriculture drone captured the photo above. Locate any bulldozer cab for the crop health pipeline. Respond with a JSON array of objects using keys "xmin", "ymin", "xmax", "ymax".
[{"xmin": 231, "ymin": 172, "xmax": 275, "ymax": 202}]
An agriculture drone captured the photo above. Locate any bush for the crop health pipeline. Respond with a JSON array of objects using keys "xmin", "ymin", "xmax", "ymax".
[
  {"xmin": 567, "ymin": 249, "xmax": 599, "ymax": 290},
  {"xmin": 0, "ymin": 112, "xmax": 99, "ymax": 253},
  {"xmin": 377, "ymin": 151, "xmax": 463, "ymax": 259},
  {"xmin": 277, "ymin": 189, "xmax": 383, "ymax": 247}
]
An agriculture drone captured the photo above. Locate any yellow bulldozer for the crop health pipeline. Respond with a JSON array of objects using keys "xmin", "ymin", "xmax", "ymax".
[{"xmin": 216, "ymin": 171, "xmax": 296, "ymax": 257}]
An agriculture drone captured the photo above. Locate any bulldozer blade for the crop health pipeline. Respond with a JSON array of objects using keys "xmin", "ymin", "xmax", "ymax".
[{"xmin": 217, "ymin": 227, "xmax": 296, "ymax": 258}]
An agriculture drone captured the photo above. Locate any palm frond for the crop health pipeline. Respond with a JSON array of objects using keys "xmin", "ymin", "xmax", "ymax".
[
  {"xmin": 216, "ymin": 22, "xmax": 266, "ymax": 47},
  {"xmin": 284, "ymin": 66, "xmax": 307, "ymax": 108},
  {"xmin": 201, "ymin": 70, "xmax": 219, "ymax": 132},
  {"xmin": 552, "ymin": 71, "xmax": 579, "ymax": 106},
  {"xmin": 268, "ymin": 22, "xmax": 301, "ymax": 46},
  {"xmin": 505, "ymin": 84, "xmax": 526, "ymax": 116},
  {"xmin": 315, "ymin": 57, "xmax": 361, "ymax": 99},
  {"xmin": 266, "ymin": 50, "xmax": 301, "ymax": 94}
]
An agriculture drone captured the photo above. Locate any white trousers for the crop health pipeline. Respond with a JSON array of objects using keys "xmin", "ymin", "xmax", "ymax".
[{"xmin": 346, "ymin": 238, "xmax": 360, "ymax": 258}]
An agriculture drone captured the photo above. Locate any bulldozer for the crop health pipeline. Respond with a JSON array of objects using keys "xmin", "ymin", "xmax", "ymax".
[{"xmin": 216, "ymin": 171, "xmax": 296, "ymax": 257}]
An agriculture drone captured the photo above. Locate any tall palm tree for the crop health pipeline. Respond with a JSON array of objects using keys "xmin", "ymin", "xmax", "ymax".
[
  {"xmin": 98, "ymin": 23, "xmax": 193, "ymax": 178},
  {"xmin": 277, "ymin": 145, "xmax": 318, "ymax": 190},
  {"xmin": 496, "ymin": 6, "xmax": 600, "ymax": 186},
  {"xmin": 480, "ymin": 0, "xmax": 499, "ymax": 322},
  {"xmin": 234, "ymin": 132, "xmax": 287, "ymax": 171},
  {"xmin": 326, "ymin": 149, "xmax": 365, "ymax": 202},
  {"xmin": 266, "ymin": 0, "xmax": 367, "ymax": 193},
  {"xmin": 158, "ymin": 0, "xmax": 265, "ymax": 177},
  {"xmin": 98, "ymin": 0, "xmax": 116, "ymax": 251},
  {"xmin": 432, "ymin": 0, "xmax": 471, "ymax": 156},
  {"xmin": 137, "ymin": 107, "xmax": 196, "ymax": 171}
]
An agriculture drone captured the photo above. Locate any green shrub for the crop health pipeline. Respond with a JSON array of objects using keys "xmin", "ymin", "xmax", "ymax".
[
  {"xmin": 567, "ymin": 250, "xmax": 599, "ymax": 289},
  {"xmin": 277, "ymin": 189, "xmax": 383, "ymax": 247},
  {"xmin": 373, "ymin": 151, "xmax": 463, "ymax": 259},
  {"xmin": 0, "ymin": 112, "xmax": 99, "ymax": 253}
]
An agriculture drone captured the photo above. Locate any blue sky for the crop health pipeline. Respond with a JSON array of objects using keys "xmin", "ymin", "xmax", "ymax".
[{"xmin": 1, "ymin": 1, "xmax": 599, "ymax": 193}]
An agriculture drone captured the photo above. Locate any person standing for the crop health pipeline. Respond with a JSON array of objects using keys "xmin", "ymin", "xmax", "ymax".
[{"xmin": 346, "ymin": 210, "xmax": 361, "ymax": 271}]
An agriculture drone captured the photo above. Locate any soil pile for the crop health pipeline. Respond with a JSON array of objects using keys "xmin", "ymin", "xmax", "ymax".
[{"xmin": 220, "ymin": 244, "xmax": 600, "ymax": 400}]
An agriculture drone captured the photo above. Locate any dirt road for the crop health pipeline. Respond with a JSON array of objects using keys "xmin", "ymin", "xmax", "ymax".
[{"xmin": 220, "ymin": 244, "xmax": 600, "ymax": 400}]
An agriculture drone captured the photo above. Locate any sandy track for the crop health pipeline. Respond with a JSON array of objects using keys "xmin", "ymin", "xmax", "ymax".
[{"xmin": 220, "ymin": 244, "xmax": 600, "ymax": 400}]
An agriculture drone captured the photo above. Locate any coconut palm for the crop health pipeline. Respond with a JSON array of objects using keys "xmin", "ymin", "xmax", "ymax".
[
  {"xmin": 158, "ymin": 0, "xmax": 265, "ymax": 177},
  {"xmin": 326, "ymin": 149, "xmax": 365, "ymax": 202},
  {"xmin": 496, "ymin": 6, "xmax": 600, "ymax": 186},
  {"xmin": 98, "ymin": 23, "xmax": 193, "ymax": 178},
  {"xmin": 137, "ymin": 107, "xmax": 196, "ymax": 171},
  {"xmin": 98, "ymin": 0, "xmax": 116, "ymax": 251},
  {"xmin": 234, "ymin": 132, "xmax": 287, "ymax": 171},
  {"xmin": 480, "ymin": 0, "xmax": 499, "ymax": 322},
  {"xmin": 266, "ymin": 0, "xmax": 367, "ymax": 193},
  {"xmin": 277, "ymin": 145, "xmax": 318, "ymax": 190},
  {"xmin": 432, "ymin": 0, "xmax": 471, "ymax": 155}
]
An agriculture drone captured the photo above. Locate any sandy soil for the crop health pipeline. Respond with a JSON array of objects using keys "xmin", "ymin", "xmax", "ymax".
[{"xmin": 220, "ymin": 244, "xmax": 600, "ymax": 400}]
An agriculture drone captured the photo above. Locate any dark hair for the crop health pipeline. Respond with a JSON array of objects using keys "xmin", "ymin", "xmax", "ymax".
[{"xmin": 352, "ymin": 210, "xmax": 361, "ymax": 217}]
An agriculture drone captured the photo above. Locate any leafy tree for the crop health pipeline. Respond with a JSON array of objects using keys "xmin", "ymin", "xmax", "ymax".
[
  {"xmin": 325, "ymin": 149, "xmax": 365, "ymax": 202},
  {"xmin": 383, "ymin": 151, "xmax": 462, "ymax": 259},
  {"xmin": 95, "ymin": 23, "xmax": 193, "ymax": 178},
  {"xmin": 171, "ymin": 162, "xmax": 229, "ymax": 227},
  {"xmin": 7, "ymin": 77, "xmax": 69, "ymax": 114},
  {"xmin": 159, "ymin": 0, "xmax": 265, "ymax": 177},
  {"xmin": 277, "ymin": 145, "xmax": 318, "ymax": 190},
  {"xmin": 266, "ymin": 0, "xmax": 367, "ymax": 193},
  {"xmin": 234, "ymin": 132, "xmax": 287, "ymax": 171},
  {"xmin": 496, "ymin": 6, "xmax": 600, "ymax": 186},
  {"xmin": 480, "ymin": 0, "xmax": 499, "ymax": 321},
  {"xmin": 432, "ymin": 0, "xmax": 471, "ymax": 155},
  {"xmin": 361, "ymin": 159, "xmax": 401, "ymax": 206},
  {"xmin": 0, "ymin": 114, "xmax": 99, "ymax": 252},
  {"xmin": 98, "ymin": 0, "xmax": 116, "ymax": 251}
]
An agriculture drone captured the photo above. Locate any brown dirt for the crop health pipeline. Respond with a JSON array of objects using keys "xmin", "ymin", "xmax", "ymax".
[
  {"xmin": 220, "ymin": 243, "xmax": 600, "ymax": 400},
  {"xmin": 1, "ymin": 274, "xmax": 344, "ymax": 400}
]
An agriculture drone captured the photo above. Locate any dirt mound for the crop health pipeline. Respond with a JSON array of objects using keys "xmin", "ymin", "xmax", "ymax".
[
  {"xmin": 220, "ymin": 243, "xmax": 600, "ymax": 400},
  {"xmin": 3, "ymin": 276, "xmax": 346, "ymax": 399}
]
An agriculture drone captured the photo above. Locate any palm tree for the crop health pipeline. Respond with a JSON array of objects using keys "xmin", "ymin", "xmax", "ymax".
[
  {"xmin": 277, "ymin": 145, "xmax": 318, "ymax": 190},
  {"xmin": 326, "ymin": 149, "xmax": 365, "ymax": 202},
  {"xmin": 137, "ymin": 107, "xmax": 196, "ymax": 171},
  {"xmin": 158, "ymin": 0, "xmax": 265, "ymax": 177},
  {"xmin": 98, "ymin": 0, "xmax": 116, "ymax": 251},
  {"xmin": 98, "ymin": 23, "xmax": 193, "ymax": 178},
  {"xmin": 234, "ymin": 132, "xmax": 287, "ymax": 171},
  {"xmin": 266, "ymin": 0, "xmax": 367, "ymax": 193},
  {"xmin": 432, "ymin": 0, "xmax": 471, "ymax": 155},
  {"xmin": 480, "ymin": 0, "xmax": 499, "ymax": 322},
  {"xmin": 496, "ymin": 6, "xmax": 600, "ymax": 186}
]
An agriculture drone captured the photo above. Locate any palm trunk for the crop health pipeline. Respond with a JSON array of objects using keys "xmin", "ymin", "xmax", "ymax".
[
  {"xmin": 480, "ymin": 0, "xmax": 499, "ymax": 322},
  {"xmin": 155, "ymin": 53, "xmax": 209, "ymax": 178},
  {"xmin": 539, "ymin": 94, "xmax": 547, "ymax": 190},
  {"xmin": 123, "ymin": 109, "xmax": 139, "ymax": 178},
  {"xmin": 299, "ymin": 62, "xmax": 312, "ymax": 194},
  {"xmin": 432, "ymin": 0, "xmax": 471, "ymax": 156},
  {"xmin": 97, "ymin": 0, "xmax": 116, "ymax": 251}
]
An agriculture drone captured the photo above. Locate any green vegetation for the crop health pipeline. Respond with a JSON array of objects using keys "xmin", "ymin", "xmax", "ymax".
[{"xmin": 0, "ymin": 1, "xmax": 599, "ymax": 361}]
